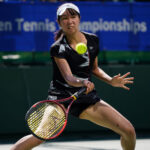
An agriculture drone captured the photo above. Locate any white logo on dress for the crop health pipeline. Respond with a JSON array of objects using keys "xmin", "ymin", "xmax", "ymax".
[
  {"xmin": 89, "ymin": 46, "xmax": 93, "ymax": 50},
  {"xmin": 59, "ymin": 45, "xmax": 65, "ymax": 53}
]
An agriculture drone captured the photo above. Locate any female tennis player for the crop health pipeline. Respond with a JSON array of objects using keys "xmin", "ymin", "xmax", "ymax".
[{"xmin": 11, "ymin": 3, "xmax": 136, "ymax": 150}]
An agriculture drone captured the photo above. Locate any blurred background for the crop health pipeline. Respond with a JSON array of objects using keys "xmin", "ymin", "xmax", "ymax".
[{"xmin": 0, "ymin": 0, "xmax": 150, "ymax": 142}]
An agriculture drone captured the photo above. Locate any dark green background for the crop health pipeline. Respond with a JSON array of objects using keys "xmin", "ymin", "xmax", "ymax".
[{"xmin": 0, "ymin": 64, "xmax": 149, "ymax": 135}]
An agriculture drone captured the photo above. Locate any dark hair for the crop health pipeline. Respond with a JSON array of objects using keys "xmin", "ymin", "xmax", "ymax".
[
  {"xmin": 54, "ymin": 8, "xmax": 80, "ymax": 41},
  {"xmin": 54, "ymin": 29, "xmax": 63, "ymax": 41}
]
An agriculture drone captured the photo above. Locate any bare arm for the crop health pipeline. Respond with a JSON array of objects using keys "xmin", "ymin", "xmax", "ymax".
[
  {"xmin": 92, "ymin": 57, "xmax": 134, "ymax": 90},
  {"xmin": 54, "ymin": 57, "xmax": 94, "ymax": 93},
  {"xmin": 54, "ymin": 57, "xmax": 83, "ymax": 87},
  {"xmin": 92, "ymin": 57, "xmax": 112, "ymax": 85}
]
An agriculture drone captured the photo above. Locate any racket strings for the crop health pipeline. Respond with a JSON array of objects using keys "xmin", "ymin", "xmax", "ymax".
[
  {"xmin": 27, "ymin": 102, "xmax": 66, "ymax": 139},
  {"xmin": 27, "ymin": 104, "xmax": 48, "ymax": 129},
  {"xmin": 36, "ymin": 114, "xmax": 66, "ymax": 138}
]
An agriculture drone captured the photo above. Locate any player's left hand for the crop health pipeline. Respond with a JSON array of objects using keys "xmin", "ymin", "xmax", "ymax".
[{"xmin": 110, "ymin": 72, "xmax": 134, "ymax": 90}]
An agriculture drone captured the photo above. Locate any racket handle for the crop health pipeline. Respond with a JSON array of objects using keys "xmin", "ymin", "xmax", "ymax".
[{"xmin": 73, "ymin": 87, "xmax": 87, "ymax": 100}]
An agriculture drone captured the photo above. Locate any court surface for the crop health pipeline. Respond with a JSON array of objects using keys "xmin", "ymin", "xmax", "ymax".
[{"xmin": 1, "ymin": 138, "xmax": 150, "ymax": 150}]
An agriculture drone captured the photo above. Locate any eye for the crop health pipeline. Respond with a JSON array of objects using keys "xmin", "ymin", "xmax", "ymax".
[
  {"xmin": 62, "ymin": 17, "xmax": 67, "ymax": 20},
  {"xmin": 71, "ymin": 15, "xmax": 77, "ymax": 19},
  {"xmin": 61, "ymin": 15, "xmax": 68, "ymax": 21}
]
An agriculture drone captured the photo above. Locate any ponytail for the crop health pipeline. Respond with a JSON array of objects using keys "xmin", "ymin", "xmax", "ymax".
[{"xmin": 54, "ymin": 29, "xmax": 63, "ymax": 41}]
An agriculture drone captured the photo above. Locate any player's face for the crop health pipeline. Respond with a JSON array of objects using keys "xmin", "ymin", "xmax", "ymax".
[{"xmin": 58, "ymin": 10, "xmax": 80, "ymax": 35}]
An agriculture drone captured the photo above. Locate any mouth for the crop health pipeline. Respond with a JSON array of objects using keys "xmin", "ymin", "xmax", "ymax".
[{"xmin": 68, "ymin": 26, "xmax": 74, "ymax": 29}]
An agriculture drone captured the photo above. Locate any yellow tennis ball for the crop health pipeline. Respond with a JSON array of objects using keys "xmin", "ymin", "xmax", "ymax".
[{"xmin": 75, "ymin": 43, "xmax": 87, "ymax": 55}]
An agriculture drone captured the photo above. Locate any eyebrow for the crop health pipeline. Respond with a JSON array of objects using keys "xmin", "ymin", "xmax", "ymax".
[
  {"xmin": 61, "ymin": 14, "xmax": 76, "ymax": 18},
  {"xmin": 60, "ymin": 15, "xmax": 68, "ymax": 19}
]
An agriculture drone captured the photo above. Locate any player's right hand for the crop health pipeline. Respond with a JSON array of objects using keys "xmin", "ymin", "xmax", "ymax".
[{"xmin": 83, "ymin": 80, "xmax": 95, "ymax": 94}]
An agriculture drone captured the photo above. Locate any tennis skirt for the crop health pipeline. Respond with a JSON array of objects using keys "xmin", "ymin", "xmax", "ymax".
[{"xmin": 47, "ymin": 89, "xmax": 101, "ymax": 117}]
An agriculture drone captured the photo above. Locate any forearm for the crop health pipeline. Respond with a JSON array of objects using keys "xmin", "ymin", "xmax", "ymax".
[
  {"xmin": 64, "ymin": 74, "xmax": 95, "ymax": 94},
  {"xmin": 54, "ymin": 57, "xmax": 84, "ymax": 87},
  {"xmin": 92, "ymin": 67, "xmax": 113, "ymax": 86},
  {"xmin": 54, "ymin": 57, "xmax": 94, "ymax": 93},
  {"xmin": 64, "ymin": 75, "xmax": 85, "ymax": 87}
]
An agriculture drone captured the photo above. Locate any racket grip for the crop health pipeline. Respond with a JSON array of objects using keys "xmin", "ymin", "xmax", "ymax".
[{"xmin": 73, "ymin": 87, "xmax": 87, "ymax": 99}]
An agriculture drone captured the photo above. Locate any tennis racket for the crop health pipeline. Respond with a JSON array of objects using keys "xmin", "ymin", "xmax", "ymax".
[{"xmin": 25, "ymin": 87, "xmax": 86, "ymax": 141}]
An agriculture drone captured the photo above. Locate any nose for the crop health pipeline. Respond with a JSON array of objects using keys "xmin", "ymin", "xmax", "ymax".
[{"xmin": 67, "ymin": 17, "xmax": 73, "ymax": 24}]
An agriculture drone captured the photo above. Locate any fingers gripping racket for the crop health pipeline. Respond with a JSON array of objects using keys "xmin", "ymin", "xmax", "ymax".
[{"xmin": 25, "ymin": 87, "xmax": 86, "ymax": 141}]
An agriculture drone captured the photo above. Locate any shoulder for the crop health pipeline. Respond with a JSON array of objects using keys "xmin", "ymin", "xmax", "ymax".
[
  {"xmin": 82, "ymin": 31, "xmax": 100, "ymax": 56},
  {"xmin": 50, "ymin": 35, "xmax": 69, "ymax": 58},
  {"xmin": 82, "ymin": 31, "xmax": 99, "ymax": 41},
  {"xmin": 51, "ymin": 35, "xmax": 64, "ymax": 49},
  {"xmin": 50, "ymin": 35, "xmax": 66, "ymax": 52}
]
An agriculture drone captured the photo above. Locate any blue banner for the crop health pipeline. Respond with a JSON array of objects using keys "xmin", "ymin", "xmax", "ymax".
[{"xmin": 0, "ymin": 2, "xmax": 150, "ymax": 52}]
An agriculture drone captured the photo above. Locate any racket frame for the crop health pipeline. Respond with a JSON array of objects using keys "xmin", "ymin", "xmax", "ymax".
[
  {"xmin": 25, "ymin": 97, "xmax": 74, "ymax": 140},
  {"xmin": 25, "ymin": 87, "xmax": 86, "ymax": 140}
]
